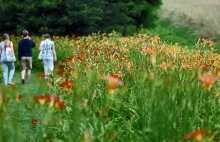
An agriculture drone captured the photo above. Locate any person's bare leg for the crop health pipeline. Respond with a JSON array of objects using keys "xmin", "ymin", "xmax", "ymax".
[
  {"xmin": 27, "ymin": 69, "xmax": 31, "ymax": 83},
  {"xmin": 21, "ymin": 69, "xmax": 26, "ymax": 84}
]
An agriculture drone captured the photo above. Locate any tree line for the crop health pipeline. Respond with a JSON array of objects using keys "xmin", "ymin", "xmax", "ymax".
[{"xmin": 0, "ymin": 0, "xmax": 162, "ymax": 36}]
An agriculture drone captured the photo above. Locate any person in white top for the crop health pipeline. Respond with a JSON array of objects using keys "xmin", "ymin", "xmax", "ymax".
[
  {"xmin": 0, "ymin": 33, "xmax": 15, "ymax": 85},
  {"xmin": 39, "ymin": 34, "xmax": 57, "ymax": 78}
]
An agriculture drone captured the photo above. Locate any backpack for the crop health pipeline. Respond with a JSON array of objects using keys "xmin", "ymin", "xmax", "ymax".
[{"xmin": 5, "ymin": 42, "xmax": 16, "ymax": 62}]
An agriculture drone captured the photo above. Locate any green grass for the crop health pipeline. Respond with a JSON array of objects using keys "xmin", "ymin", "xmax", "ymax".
[{"xmin": 0, "ymin": 71, "xmax": 54, "ymax": 142}]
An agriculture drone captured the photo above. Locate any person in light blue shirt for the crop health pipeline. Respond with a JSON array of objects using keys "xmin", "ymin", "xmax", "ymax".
[
  {"xmin": 0, "ymin": 33, "xmax": 15, "ymax": 85},
  {"xmin": 39, "ymin": 34, "xmax": 57, "ymax": 79}
]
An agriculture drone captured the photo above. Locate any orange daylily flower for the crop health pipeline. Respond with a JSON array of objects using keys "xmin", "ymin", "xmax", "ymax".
[
  {"xmin": 105, "ymin": 85, "xmax": 117, "ymax": 94},
  {"xmin": 202, "ymin": 38, "xmax": 208, "ymax": 44},
  {"xmin": 124, "ymin": 37, "xmax": 130, "ymax": 42},
  {"xmin": 33, "ymin": 94, "xmax": 66, "ymax": 109},
  {"xmin": 199, "ymin": 73, "xmax": 217, "ymax": 89},
  {"xmin": 62, "ymin": 61, "xmax": 68, "ymax": 66},
  {"xmin": 57, "ymin": 68, "xmax": 65, "ymax": 76},
  {"xmin": 104, "ymin": 48, "xmax": 110, "ymax": 54},
  {"xmin": 93, "ymin": 61, "xmax": 99, "ymax": 66},
  {"xmin": 150, "ymin": 36, "xmax": 160, "ymax": 42},
  {"xmin": 16, "ymin": 94, "xmax": 23, "ymax": 102},
  {"xmin": 32, "ymin": 119, "xmax": 38, "ymax": 126},
  {"xmin": 160, "ymin": 62, "xmax": 169, "ymax": 70},
  {"xmin": 142, "ymin": 47, "xmax": 155, "ymax": 55},
  {"xmin": 181, "ymin": 64, "xmax": 191, "ymax": 70},
  {"xmin": 202, "ymin": 39, "xmax": 215, "ymax": 47},
  {"xmin": 184, "ymin": 129, "xmax": 207, "ymax": 141},
  {"xmin": 33, "ymin": 95, "xmax": 46, "ymax": 105},
  {"xmin": 123, "ymin": 48, "xmax": 129, "ymax": 53},
  {"xmin": 207, "ymin": 40, "xmax": 215, "ymax": 47},
  {"xmin": 126, "ymin": 62, "xmax": 132, "ymax": 69},
  {"xmin": 47, "ymin": 95, "xmax": 59, "ymax": 108},
  {"xmin": 60, "ymin": 80, "xmax": 73, "ymax": 91},
  {"xmin": 67, "ymin": 56, "xmax": 75, "ymax": 62},
  {"xmin": 105, "ymin": 74, "xmax": 122, "ymax": 86},
  {"xmin": 55, "ymin": 100, "xmax": 66, "ymax": 109},
  {"xmin": 68, "ymin": 68, "xmax": 74, "ymax": 74},
  {"xmin": 216, "ymin": 68, "xmax": 220, "ymax": 77},
  {"xmin": 77, "ymin": 56, "xmax": 87, "ymax": 62},
  {"xmin": 104, "ymin": 57, "xmax": 110, "ymax": 62},
  {"xmin": 121, "ymin": 55, "xmax": 128, "ymax": 60},
  {"xmin": 104, "ymin": 73, "xmax": 123, "ymax": 93},
  {"xmin": 114, "ymin": 54, "xmax": 120, "ymax": 60},
  {"xmin": 39, "ymin": 73, "xmax": 46, "ymax": 79},
  {"xmin": 111, "ymin": 43, "xmax": 118, "ymax": 49}
]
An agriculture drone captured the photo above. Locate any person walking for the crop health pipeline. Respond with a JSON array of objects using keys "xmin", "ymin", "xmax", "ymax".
[
  {"xmin": 39, "ymin": 34, "xmax": 57, "ymax": 79},
  {"xmin": 18, "ymin": 30, "xmax": 35, "ymax": 84},
  {"xmin": 0, "ymin": 33, "xmax": 15, "ymax": 85}
]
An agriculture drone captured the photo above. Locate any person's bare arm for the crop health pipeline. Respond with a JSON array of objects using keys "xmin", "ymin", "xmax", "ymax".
[
  {"xmin": 52, "ymin": 43, "xmax": 57, "ymax": 61},
  {"xmin": 39, "ymin": 45, "xmax": 43, "ymax": 51}
]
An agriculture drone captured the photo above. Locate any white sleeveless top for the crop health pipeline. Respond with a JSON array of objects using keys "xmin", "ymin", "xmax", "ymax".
[
  {"xmin": 0, "ymin": 41, "xmax": 13, "ymax": 62},
  {"xmin": 40, "ymin": 39, "xmax": 54, "ymax": 58}
]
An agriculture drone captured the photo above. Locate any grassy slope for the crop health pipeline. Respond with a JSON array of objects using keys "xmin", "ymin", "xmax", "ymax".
[
  {"xmin": 143, "ymin": 20, "xmax": 220, "ymax": 52},
  {"xmin": 160, "ymin": 0, "xmax": 220, "ymax": 51},
  {"xmin": 143, "ymin": 20, "xmax": 197, "ymax": 48}
]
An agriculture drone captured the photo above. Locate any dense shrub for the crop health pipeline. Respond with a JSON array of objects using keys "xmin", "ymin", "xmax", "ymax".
[{"xmin": 0, "ymin": 0, "xmax": 162, "ymax": 35}]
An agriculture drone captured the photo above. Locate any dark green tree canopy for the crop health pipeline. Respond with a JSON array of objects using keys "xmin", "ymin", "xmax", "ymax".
[{"xmin": 0, "ymin": 0, "xmax": 162, "ymax": 35}]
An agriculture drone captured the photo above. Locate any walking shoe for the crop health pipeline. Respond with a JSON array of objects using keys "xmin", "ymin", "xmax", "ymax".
[
  {"xmin": 8, "ymin": 82, "xmax": 14, "ymax": 85},
  {"xmin": 25, "ymin": 81, "xmax": 30, "ymax": 84},
  {"xmin": 21, "ymin": 79, "xmax": 25, "ymax": 85}
]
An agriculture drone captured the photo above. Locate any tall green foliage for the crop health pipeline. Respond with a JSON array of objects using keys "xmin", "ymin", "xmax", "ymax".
[{"xmin": 0, "ymin": 0, "xmax": 162, "ymax": 35}]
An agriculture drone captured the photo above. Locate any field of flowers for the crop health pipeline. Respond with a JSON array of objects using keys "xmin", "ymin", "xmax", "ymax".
[{"xmin": 1, "ymin": 32, "xmax": 220, "ymax": 141}]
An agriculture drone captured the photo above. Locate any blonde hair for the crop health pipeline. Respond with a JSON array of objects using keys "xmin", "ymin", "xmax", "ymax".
[{"xmin": 3, "ymin": 33, "xmax": 10, "ymax": 49}]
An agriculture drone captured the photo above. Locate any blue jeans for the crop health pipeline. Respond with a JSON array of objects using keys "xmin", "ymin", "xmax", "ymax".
[{"xmin": 1, "ymin": 62, "xmax": 15, "ymax": 85}]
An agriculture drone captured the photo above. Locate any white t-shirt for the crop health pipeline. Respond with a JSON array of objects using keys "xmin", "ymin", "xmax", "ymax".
[{"xmin": 40, "ymin": 39, "xmax": 54, "ymax": 58}]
